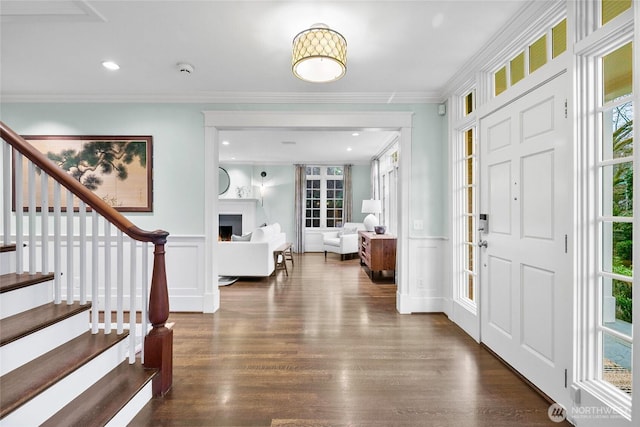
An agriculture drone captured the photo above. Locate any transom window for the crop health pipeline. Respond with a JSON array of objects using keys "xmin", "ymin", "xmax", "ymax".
[
  {"xmin": 305, "ymin": 166, "xmax": 344, "ymax": 228},
  {"xmin": 601, "ymin": 0, "xmax": 632, "ymax": 26},
  {"xmin": 494, "ymin": 18, "xmax": 567, "ymax": 96}
]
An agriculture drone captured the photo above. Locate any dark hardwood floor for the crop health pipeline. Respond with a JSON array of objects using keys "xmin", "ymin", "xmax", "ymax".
[{"xmin": 130, "ymin": 253, "xmax": 568, "ymax": 427}]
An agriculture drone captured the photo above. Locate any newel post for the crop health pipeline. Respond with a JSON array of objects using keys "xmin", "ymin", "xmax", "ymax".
[{"xmin": 144, "ymin": 241, "xmax": 173, "ymax": 396}]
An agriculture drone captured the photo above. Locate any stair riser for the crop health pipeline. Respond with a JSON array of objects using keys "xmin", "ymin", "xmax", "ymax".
[
  {"xmin": 0, "ymin": 280, "xmax": 53, "ymax": 320},
  {"xmin": 0, "ymin": 339, "xmax": 129, "ymax": 427},
  {"xmin": 104, "ymin": 381, "xmax": 153, "ymax": 427},
  {"xmin": 0, "ymin": 252, "xmax": 15, "ymax": 275},
  {"xmin": 0, "ymin": 311, "xmax": 88, "ymax": 376}
]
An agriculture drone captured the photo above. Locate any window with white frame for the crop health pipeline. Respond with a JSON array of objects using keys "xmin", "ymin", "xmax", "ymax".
[
  {"xmin": 453, "ymin": 87, "xmax": 477, "ymax": 307},
  {"xmin": 461, "ymin": 127, "xmax": 477, "ymax": 303},
  {"xmin": 597, "ymin": 41, "xmax": 633, "ymax": 397},
  {"xmin": 305, "ymin": 166, "xmax": 344, "ymax": 228},
  {"xmin": 493, "ymin": 18, "xmax": 567, "ymax": 97}
]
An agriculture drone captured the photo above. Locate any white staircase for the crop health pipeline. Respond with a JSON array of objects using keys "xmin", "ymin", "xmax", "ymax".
[
  {"xmin": 1, "ymin": 123, "xmax": 172, "ymax": 426},
  {"xmin": 0, "ymin": 244, "xmax": 156, "ymax": 426}
]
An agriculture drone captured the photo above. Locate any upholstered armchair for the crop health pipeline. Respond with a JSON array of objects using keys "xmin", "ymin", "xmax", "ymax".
[{"xmin": 322, "ymin": 222, "xmax": 366, "ymax": 260}]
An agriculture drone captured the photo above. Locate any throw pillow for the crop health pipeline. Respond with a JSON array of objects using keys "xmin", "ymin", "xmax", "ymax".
[{"xmin": 231, "ymin": 232, "xmax": 252, "ymax": 242}]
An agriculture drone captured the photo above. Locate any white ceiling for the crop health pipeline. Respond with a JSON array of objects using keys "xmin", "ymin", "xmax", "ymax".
[{"xmin": 0, "ymin": 0, "xmax": 532, "ymax": 163}]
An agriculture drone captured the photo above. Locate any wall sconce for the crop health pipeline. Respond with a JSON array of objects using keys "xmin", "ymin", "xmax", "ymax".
[{"xmin": 260, "ymin": 171, "xmax": 267, "ymax": 206}]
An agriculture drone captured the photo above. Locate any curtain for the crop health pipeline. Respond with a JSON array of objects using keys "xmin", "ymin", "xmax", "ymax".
[
  {"xmin": 343, "ymin": 164, "xmax": 353, "ymax": 224},
  {"xmin": 294, "ymin": 164, "xmax": 306, "ymax": 253}
]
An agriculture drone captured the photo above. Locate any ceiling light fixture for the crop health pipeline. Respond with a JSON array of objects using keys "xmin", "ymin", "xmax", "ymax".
[
  {"xmin": 292, "ymin": 23, "xmax": 346, "ymax": 83},
  {"xmin": 101, "ymin": 61, "xmax": 120, "ymax": 70}
]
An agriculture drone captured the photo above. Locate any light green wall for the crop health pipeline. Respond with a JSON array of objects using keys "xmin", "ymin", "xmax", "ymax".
[
  {"xmin": 351, "ymin": 164, "xmax": 373, "ymax": 223},
  {"xmin": 0, "ymin": 102, "xmax": 447, "ymax": 237}
]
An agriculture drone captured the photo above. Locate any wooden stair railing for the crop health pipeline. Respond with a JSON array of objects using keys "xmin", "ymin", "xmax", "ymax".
[{"xmin": 0, "ymin": 121, "xmax": 172, "ymax": 395}]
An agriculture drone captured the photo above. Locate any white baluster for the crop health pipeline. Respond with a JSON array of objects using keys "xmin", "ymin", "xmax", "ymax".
[
  {"xmin": 91, "ymin": 210, "xmax": 99, "ymax": 334},
  {"xmin": 79, "ymin": 200, "xmax": 87, "ymax": 305},
  {"xmin": 129, "ymin": 238, "xmax": 137, "ymax": 363},
  {"xmin": 104, "ymin": 220, "xmax": 112, "ymax": 334},
  {"xmin": 14, "ymin": 152, "xmax": 23, "ymax": 274},
  {"xmin": 53, "ymin": 182, "xmax": 62, "ymax": 304},
  {"xmin": 41, "ymin": 171, "xmax": 49, "ymax": 274},
  {"xmin": 66, "ymin": 189, "xmax": 74, "ymax": 304},
  {"xmin": 117, "ymin": 229, "xmax": 124, "ymax": 334},
  {"xmin": 28, "ymin": 162, "xmax": 36, "ymax": 274},
  {"xmin": 141, "ymin": 242, "xmax": 149, "ymax": 364},
  {"xmin": 2, "ymin": 142, "xmax": 10, "ymax": 246}
]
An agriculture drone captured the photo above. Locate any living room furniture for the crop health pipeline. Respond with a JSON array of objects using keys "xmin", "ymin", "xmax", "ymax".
[
  {"xmin": 273, "ymin": 242, "xmax": 294, "ymax": 276},
  {"xmin": 218, "ymin": 223, "xmax": 286, "ymax": 277},
  {"xmin": 358, "ymin": 231, "xmax": 397, "ymax": 279},
  {"xmin": 322, "ymin": 222, "xmax": 366, "ymax": 260}
]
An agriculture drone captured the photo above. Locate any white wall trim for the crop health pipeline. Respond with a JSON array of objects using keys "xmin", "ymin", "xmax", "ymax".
[
  {"xmin": 398, "ymin": 236, "xmax": 447, "ymax": 313},
  {"xmin": 1, "ymin": 91, "xmax": 439, "ymax": 105}
]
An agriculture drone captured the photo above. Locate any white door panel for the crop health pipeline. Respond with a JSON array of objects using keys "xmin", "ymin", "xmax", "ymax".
[{"xmin": 480, "ymin": 74, "xmax": 571, "ymax": 410}]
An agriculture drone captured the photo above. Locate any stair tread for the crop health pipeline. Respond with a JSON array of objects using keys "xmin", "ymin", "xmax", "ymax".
[
  {"xmin": 0, "ymin": 330, "xmax": 129, "ymax": 418},
  {"xmin": 41, "ymin": 360, "xmax": 156, "ymax": 427},
  {"xmin": 0, "ymin": 301, "xmax": 91, "ymax": 346},
  {"xmin": 0, "ymin": 272, "xmax": 55, "ymax": 294},
  {"xmin": 0, "ymin": 244, "xmax": 16, "ymax": 253}
]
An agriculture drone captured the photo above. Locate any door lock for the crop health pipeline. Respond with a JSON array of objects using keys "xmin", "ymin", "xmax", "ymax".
[{"xmin": 478, "ymin": 240, "xmax": 488, "ymax": 248}]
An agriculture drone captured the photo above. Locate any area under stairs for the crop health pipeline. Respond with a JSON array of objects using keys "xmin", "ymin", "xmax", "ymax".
[{"xmin": 0, "ymin": 244, "xmax": 157, "ymax": 427}]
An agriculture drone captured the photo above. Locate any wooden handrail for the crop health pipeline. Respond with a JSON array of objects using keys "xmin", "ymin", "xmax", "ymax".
[{"xmin": 0, "ymin": 121, "xmax": 168, "ymax": 245}]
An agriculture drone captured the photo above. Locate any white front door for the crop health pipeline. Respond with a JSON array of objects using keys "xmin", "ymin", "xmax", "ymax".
[{"xmin": 479, "ymin": 74, "xmax": 571, "ymax": 408}]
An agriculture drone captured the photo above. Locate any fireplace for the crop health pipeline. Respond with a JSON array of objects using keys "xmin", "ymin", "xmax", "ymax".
[
  {"xmin": 219, "ymin": 226, "xmax": 233, "ymax": 241},
  {"xmin": 219, "ymin": 214, "xmax": 242, "ymax": 241}
]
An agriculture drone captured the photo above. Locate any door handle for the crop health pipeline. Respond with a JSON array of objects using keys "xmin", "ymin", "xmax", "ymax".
[{"xmin": 478, "ymin": 240, "xmax": 488, "ymax": 248}]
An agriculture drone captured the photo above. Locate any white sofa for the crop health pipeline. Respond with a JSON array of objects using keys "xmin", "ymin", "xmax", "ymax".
[
  {"xmin": 218, "ymin": 223, "xmax": 286, "ymax": 277},
  {"xmin": 322, "ymin": 222, "xmax": 366, "ymax": 260}
]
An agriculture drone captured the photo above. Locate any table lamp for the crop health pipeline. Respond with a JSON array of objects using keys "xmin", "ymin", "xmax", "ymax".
[{"xmin": 361, "ymin": 199, "xmax": 382, "ymax": 232}]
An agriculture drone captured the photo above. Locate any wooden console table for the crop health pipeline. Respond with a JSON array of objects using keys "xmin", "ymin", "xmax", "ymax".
[{"xmin": 358, "ymin": 231, "xmax": 397, "ymax": 280}]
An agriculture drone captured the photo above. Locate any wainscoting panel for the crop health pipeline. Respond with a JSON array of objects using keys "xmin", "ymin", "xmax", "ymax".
[
  {"xmin": 15, "ymin": 234, "xmax": 206, "ymax": 312},
  {"xmin": 397, "ymin": 236, "xmax": 447, "ymax": 313}
]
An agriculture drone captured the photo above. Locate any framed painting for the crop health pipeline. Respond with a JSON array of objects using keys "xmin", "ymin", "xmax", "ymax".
[{"xmin": 15, "ymin": 135, "xmax": 153, "ymax": 212}]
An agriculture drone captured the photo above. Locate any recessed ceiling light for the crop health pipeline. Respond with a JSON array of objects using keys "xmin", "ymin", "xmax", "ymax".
[
  {"xmin": 222, "ymin": 141, "xmax": 230, "ymax": 145},
  {"xmin": 347, "ymin": 147, "xmax": 353, "ymax": 151},
  {"xmin": 352, "ymin": 132, "xmax": 360, "ymax": 137},
  {"xmin": 102, "ymin": 61, "xmax": 120, "ymax": 70}
]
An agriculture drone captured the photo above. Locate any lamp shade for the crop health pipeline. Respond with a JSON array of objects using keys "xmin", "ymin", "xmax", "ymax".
[
  {"xmin": 292, "ymin": 23, "xmax": 347, "ymax": 83},
  {"xmin": 361, "ymin": 199, "xmax": 381, "ymax": 232},
  {"xmin": 361, "ymin": 199, "xmax": 382, "ymax": 214}
]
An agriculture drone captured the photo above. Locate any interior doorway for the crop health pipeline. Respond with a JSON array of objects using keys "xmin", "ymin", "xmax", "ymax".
[{"xmin": 202, "ymin": 111, "xmax": 413, "ymax": 314}]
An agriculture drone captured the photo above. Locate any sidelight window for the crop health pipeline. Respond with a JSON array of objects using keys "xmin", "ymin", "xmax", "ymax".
[{"xmin": 597, "ymin": 42, "xmax": 633, "ymax": 396}]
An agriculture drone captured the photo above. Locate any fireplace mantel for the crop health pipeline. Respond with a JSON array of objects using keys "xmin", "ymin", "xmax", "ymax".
[{"xmin": 218, "ymin": 198, "xmax": 258, "ymax": 234}]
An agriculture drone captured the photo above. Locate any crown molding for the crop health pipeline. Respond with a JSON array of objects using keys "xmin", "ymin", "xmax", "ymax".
[
  {"xmin": 0, "ymin": 0, "xmax": 105, "ymax": 23},
  {"xmin": 440, "ymin": 0, "xmax": 565, "ymax": 99},
  {"xmin": 0, "ymin": 91, "xmax": 440, "ymax": 105}
]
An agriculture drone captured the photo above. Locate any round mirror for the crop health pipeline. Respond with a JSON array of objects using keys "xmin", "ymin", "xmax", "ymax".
[{"xmin": 218, "ymin": 167, "xmax": 230, "ymax": 195}]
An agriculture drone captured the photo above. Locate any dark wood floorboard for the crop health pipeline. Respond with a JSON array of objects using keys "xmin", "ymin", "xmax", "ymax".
[{"xmin": 130, "ymin": 253, "xmax": 569, "ymax": 427}]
